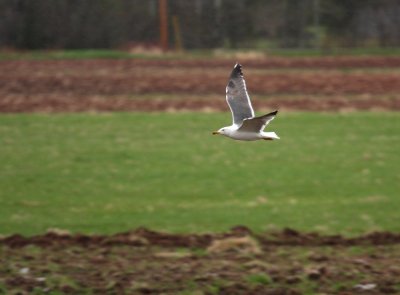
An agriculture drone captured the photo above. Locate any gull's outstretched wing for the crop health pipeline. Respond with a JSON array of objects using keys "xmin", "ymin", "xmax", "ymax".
[
  {"xmin": 226, "ymin": 63, "xmax": 254, "ymax": 126},
  {"xmin": 238, "ymin": 110, "xmax": 278, "ymax": 132}
]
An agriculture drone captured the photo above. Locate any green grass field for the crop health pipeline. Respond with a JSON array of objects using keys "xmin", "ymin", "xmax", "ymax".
[
  {"xmin": 1, "ymin": 112, "xmax": 399, "ymax": 236},
  {"xmin": 2, "ymin": 47, "xmax": 400, "ymax": 60}
]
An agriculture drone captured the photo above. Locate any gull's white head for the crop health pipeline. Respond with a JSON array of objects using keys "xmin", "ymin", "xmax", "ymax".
[{"xmin": 212, "ymin": 126, "xmax": 233, "ymax": 137}]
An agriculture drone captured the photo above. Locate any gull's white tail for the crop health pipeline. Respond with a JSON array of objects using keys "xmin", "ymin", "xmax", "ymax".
[{"xmin": 262, "ymin": 132, "xmax": 280, "ymax": 140}]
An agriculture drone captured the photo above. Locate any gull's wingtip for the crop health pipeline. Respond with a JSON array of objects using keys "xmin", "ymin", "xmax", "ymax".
[
  {"xmin": 231, "ymin": 63, "xmax": 243, "ymax": 78},
  {"xmin": 267, "ymin": 110, "xmax": 278, "ymax": 116}
]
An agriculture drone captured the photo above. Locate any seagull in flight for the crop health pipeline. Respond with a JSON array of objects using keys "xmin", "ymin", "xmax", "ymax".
[{"xmin": 213, "ymin": 63, "xmax": 280, "ymax": 141}]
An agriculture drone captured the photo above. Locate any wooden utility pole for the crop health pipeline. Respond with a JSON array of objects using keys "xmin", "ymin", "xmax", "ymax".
[{"xmin": 159, "ymin": 0, "xmax": 168, "ymax": 51}]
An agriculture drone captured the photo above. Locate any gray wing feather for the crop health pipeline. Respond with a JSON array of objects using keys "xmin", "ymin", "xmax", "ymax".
[
  {"xmin": 238, "ymin": 110, "xmax": 278, "ymax": 132},
  {"xmin": 226, "ymin": 63, "xmax": 255, "ymax": 125}
]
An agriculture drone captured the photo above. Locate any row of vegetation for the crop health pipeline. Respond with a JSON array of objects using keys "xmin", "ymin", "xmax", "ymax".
[{"xmin": 1, "ymin": 0, "xmax": 399, "ymax": 50}]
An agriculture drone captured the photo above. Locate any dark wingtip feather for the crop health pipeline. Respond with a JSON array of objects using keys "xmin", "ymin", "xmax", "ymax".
[
  {"xmin": 230, "ymin": 63, "xmax": 243, "ymax": 78},
  {"xmin": 264, "ymin": 110, "xmax": 278, "ymax": 117}
]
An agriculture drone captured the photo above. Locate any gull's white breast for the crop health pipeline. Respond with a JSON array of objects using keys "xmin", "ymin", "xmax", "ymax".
[{"xmin": 229, "ymin": 130, "xmax": 261, "ymax": 141}]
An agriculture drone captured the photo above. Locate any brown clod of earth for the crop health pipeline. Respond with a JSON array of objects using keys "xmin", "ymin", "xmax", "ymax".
[{"xmin": 207, "ymin": 236, "xmax": 263, "ymax": 255}]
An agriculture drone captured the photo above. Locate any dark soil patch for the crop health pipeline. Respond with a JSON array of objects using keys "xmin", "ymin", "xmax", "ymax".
[
  {"xmin": 1, "ymin": 227, "xmax": 400, "ymax": 294},
  {"xmin": 2, "ymin": 69, "xmax": 400, "ymax": 96},
  {"xmin": 1, "ymin": 94, "xmax": 399, "ymax": 113}
]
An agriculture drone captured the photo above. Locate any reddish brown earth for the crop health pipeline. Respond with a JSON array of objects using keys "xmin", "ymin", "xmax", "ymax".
[
  {"xmin": 1, "ymin": 57, "xmax": 400, "ymax": 113},
  {"xmin": 1, "ymin": 227, "xmax": 400, "ymax": 294}
]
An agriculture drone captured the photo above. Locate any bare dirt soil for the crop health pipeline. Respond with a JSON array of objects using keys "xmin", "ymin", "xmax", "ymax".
[
  {"xmin": 1, "ymin": 57, "xmax": 400, "ymax": 113},
  {"xmin": 1, "ymin": 227, "xmax": 400, "ymax": 294}
]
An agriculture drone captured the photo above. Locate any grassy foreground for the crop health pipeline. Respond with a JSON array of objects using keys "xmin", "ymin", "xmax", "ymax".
[{"xmin": 0, "ymin": 112, "xmax": 399, "ymax": 236}]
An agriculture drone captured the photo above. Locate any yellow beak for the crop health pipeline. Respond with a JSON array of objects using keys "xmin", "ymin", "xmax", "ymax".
[{"xmin": 212, "ymin": 131, "xmax": 219, "ymax": 135}]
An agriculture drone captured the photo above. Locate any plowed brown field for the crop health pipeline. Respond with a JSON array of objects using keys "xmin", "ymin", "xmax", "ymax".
[
  {"xmin": 1, "ymin": 57, "xmax": 400, "ymax": 113},
  {"xmin": 1, "ymin": 227, "xmax": 400, "ymax": 294}
]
